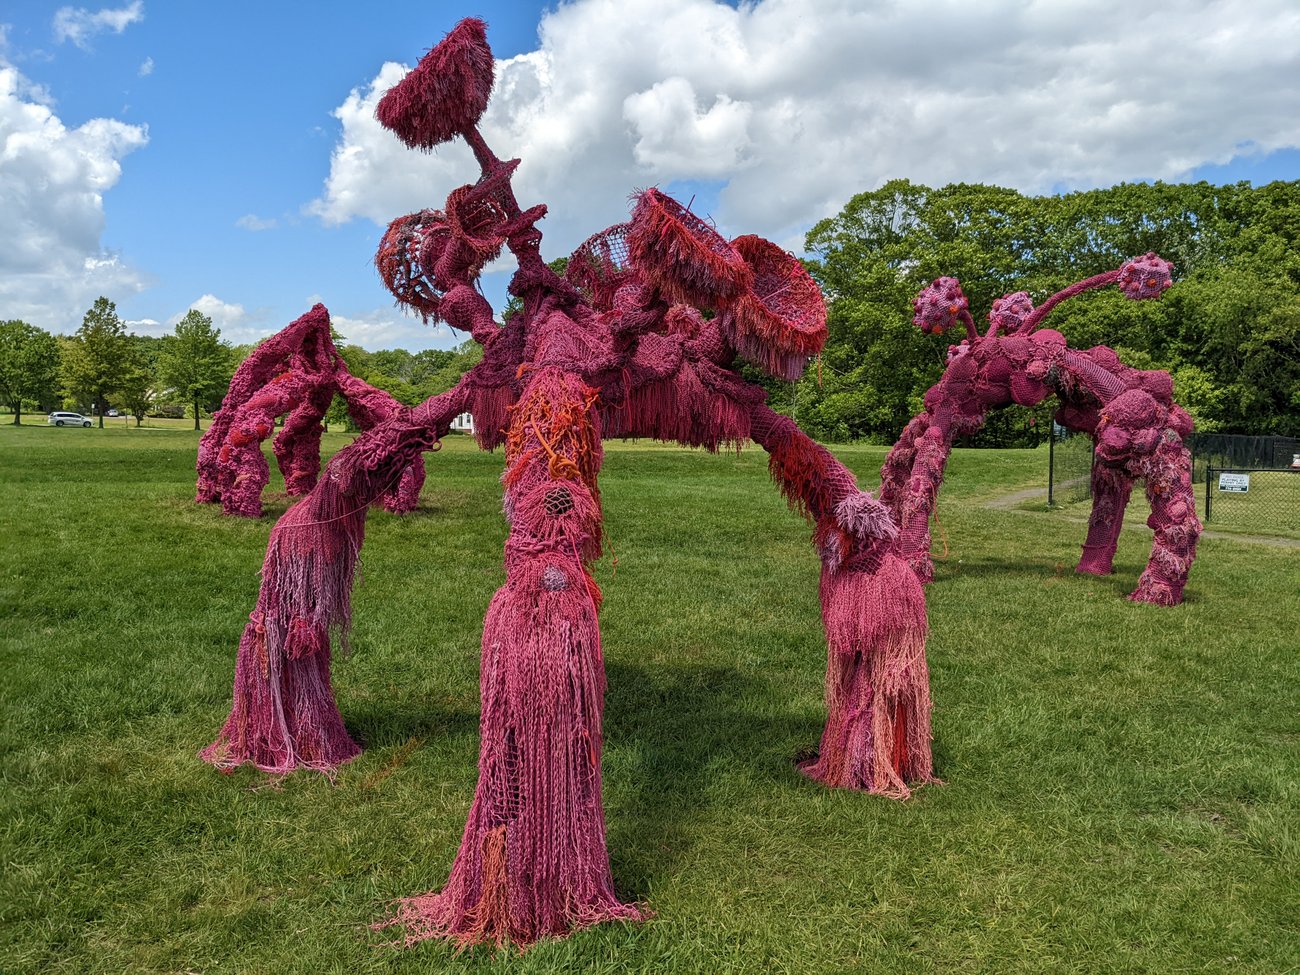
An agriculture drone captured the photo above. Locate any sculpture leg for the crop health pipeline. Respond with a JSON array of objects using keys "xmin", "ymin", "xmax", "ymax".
[
  {"xmin": 221, "ymin": 438, "xmax": 272, "ymax": 518},
  {"xmin": 878, "ymin": 412, "xmax": 928, "ymax": 524},
  {"xmin": 381, "ymin": 367, "xmax": 641, "ymax": 949},
  {"xmin": 378, "ymin": 458, "xmax": 427, "ymax": 514},
  {"xmin": 201, "ymin": 494, "xmax": 365, "ymax": 772},
  {"xmin": 274, "ymin": 388, "xmax": 334, "ymax": 496},
  {"xmin": 1076, "ymin": 461, "xmax": 1134, "ymax": 576},
  {"xmin": 747, "ymin": 405, "xmax": 935, "ymax": 798},
  {"xmin": 896, "ymin": 424, "xmax": 954, "ymax": 583},
  {"xmin": 204, "ymin": 387, "xmax": 467, "ymax": 773},
  {"xmin": 1129, "ymin": 442, "xmax": 1201, "ymax": 606},
  {"xmin": 800, "ymin": 552, "xmax": 934, "ymax": 798}
]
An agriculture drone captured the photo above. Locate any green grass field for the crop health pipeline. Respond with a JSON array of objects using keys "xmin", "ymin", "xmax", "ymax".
[{"xmin": 1, "ymin": 426, "xmax": 1297, "ymax": 974}]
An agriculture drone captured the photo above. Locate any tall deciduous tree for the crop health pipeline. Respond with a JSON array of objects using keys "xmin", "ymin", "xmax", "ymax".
[
  {"xmin": 0, "ymin": 320, "xmax": 62, "ymax": 424},
  {"xmin": 63, "ymin": 297, "xmax": 128, "ymax": 428},
  {"xmin": 159, "ymin": 310, "xmax": 230, "ymax": 430},
  {"xmin": 118, "ymin": 336, "xmax": 159, "ymax": 427},
  {"xmin": 800, "ymin": 178, "xmax": 1300, "ymax": 442}
]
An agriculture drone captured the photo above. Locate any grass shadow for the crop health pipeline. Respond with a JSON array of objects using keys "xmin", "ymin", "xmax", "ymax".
[{"xmin": 602, "ymin": 660, "xmax": 823, "ymax": 900}]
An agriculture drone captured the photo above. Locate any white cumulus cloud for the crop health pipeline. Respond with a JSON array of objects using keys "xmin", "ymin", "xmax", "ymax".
[
  {"xmin": 168, "ymin": 294, "xmax": 249, "ymax": 332},
  {"xmin": 137, "ymin": 56, "xmax": 153, "ymax": 77},
  {"xmin": 309, "ymin": 0, "xmax": 1300, "ymax": 263},
  {"xmin": 53, "ymin": 1, "xmax": 144, "ymax": 50},
  {"xmin": 330, "ymin": 307, "xmax": 459, "ymax": 352},
  {"xmin": 0, "ymin": 61, "xmax": 148, "ymax": 332}
]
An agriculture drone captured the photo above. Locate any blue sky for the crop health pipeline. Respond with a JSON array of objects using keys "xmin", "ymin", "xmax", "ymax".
[{"xmin": 1, "ymin": 1, "xmax": 1297, "ymax": 350}]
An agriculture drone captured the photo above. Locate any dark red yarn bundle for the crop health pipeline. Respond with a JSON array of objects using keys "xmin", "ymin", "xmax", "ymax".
[
  {"xmin": 375, "ymin": 18, "xmax": 495, "ymax": 150},
  {"xmin": 201, "ymin": 17, "xmax": 935, "ymax": 951},
  {"xmin": 880, "ymin": 258, "xmax": 1199, "ymax": 604}
]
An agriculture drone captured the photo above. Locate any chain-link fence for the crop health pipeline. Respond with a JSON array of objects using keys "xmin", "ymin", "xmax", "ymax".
[
  {"xmin": 1203, "ymin": 467, "xmax": 1300, "ymax": 537},
  {"xmin": 1048, "ymin": 425, "xmax": 1094, "ymax": 505}
]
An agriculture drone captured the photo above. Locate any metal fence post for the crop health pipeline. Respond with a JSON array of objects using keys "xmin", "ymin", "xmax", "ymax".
[
  {"xmin": 1205, "ymin": 465, "xmax": 1213, "ymax": 523},
  {"xmin": 1048, "ymin": 432, "xmax": 1056, "ymax": 506}
]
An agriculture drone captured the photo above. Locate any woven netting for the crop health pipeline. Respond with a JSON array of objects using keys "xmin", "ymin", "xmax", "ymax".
[
  {"xmin": 445, "ymin": 182, "xmax": 508, "ymax": 266},
  {"xmin": 376, "ymin": 209, "xmax": 449, "ymax": 321},
  {"xmin": 375, "ymin": 18, "xmax": 494, "ymax": 150},
  {"xmin": 565, "ymin": 224, "xmax": 635, "ymax": 311},
  {"xmin": 627, "ymin": 188, "xmax": 751, "ymax": 308},
  {"xmin": 722, "ymin": 234, "xmax": 827, "ymax": 380}
]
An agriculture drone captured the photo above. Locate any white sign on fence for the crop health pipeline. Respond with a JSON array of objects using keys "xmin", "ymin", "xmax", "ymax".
[{"xmin": 1218, "ymin": 472, "xmax": 1250, "ymax": 493}]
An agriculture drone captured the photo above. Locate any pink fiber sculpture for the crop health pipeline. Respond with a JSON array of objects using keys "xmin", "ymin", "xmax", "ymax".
[
  {"xmin": 881, "ymin": 259, "xmax": 1202, "ymax": 605},
  {"xmin": 195, "ymin": 306, "xmax": 424, "ymax": 518},
  {"xmin": 201, "ymin": 18, "xmax": 934, "ymax": 950}
]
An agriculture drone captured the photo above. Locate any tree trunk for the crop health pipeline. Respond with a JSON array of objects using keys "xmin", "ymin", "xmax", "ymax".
[
  {"xmin": 194, "ymin": 395, "xmax": 201, "ymax": 431},
  {"xmin": 11, "ymin": 405, "xmax": 20, "ymax": 425},
  {"xmin": 98, "ymin": 395, "xmax": 104, "ymax": 428}
]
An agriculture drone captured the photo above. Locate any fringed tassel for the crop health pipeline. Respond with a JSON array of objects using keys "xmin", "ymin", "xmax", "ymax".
[
  {"xmin": 800, "ymin": 553, "xmax": 935, "ymax": 798},
  {"xmin": 378, "ymin": 571, "xmax": 644, "ymax": 950},
  {"xmin": 201, "ymin": 481, "xmax": 366, "ymax": 773},
  {"xmin": 472, "ymin": 386, "xmax": 515, "ymax": 451},
  {"xmin": 608, "ymin": 372, "xmax": 750, "ymax": 450}
]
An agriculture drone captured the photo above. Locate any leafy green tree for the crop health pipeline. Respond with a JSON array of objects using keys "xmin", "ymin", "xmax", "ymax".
[
  {"xmin": 118, "ymin": 336, "xmax": 159, "ymax": 427},
  {"xmin": 63, "ymin": 297, "xmax": 129, "ymax": 428},
  {"xmin": 158, "ymin": 310, "xmax": 231, "ymax": 430},
  {"xmin": 0, "ymin": 320, "xmax": 62, "ymax": 424},
  {"xmin": 802, "ymin": 177, "xmax": 1300, "ymax": 442}
]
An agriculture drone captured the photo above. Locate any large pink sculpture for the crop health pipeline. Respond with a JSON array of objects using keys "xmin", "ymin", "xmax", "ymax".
[
  {"xmin": 880, "ymin": 262, "xmax": 1202, "ymax": 605},
  {"xmin": 200, "ymin": 19, "xmax": 933, "ymax": 950}
]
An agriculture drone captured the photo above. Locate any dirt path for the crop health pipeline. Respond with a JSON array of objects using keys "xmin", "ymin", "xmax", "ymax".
[{"xmin": 983, "ymin": 484, "xmax": 1300, "ymax": 549}]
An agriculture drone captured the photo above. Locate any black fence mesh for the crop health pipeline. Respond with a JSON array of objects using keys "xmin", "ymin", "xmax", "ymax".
[
  {"xmin": 1048, "ymin": 426, "xmax": 1094, "ymax": 505},
  {"xmin": 1188, "ymin": 434, "xmax": 1299, "ymax": 481},
  {"xmin": 1203, "ymin": 467, "xmax": 1300, "ymax": 537}
]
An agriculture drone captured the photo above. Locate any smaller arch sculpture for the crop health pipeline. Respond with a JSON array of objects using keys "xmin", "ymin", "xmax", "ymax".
[
  {"xmin": 195, "ymin": 306, "xmax": 424, "ymax": 518},
  {"xmin": 880, "ymin": 259, "xmax": 1203, "ymax": 605}
]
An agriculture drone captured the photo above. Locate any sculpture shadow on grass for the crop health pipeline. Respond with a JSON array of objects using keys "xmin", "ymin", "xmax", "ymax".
[{"xmin": 601, "ymin": 660, "xmax": 823, "ymax": 899}]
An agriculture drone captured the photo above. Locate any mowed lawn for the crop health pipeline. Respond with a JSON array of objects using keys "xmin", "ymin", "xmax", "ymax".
[{"xmin": 1, "ymin": 425, "xmax": 1296, "ymax": 975}]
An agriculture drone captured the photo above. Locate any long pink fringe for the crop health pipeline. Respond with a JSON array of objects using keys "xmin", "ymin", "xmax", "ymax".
[
  {"xmin": 379, "ymin": 577, "xmax": 644, "ymax": 948},
  {"xmin": 801, "ymin": 553, "xmax": 934, "ymax": 798},
  {"xmin": 201, "ymin": 480, "xmax": 366, "ymax": 773}
]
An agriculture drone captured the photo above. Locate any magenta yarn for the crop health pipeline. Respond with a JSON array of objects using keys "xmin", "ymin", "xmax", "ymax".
[{"xmin": 203, "ymin": 17, "xmax": 936, "ymax": 950}]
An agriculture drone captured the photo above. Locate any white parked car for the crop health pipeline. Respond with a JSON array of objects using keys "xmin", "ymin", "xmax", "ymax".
[{"xmin": 48, "ymin": 411, "xmax": 92, "ymax": 428}]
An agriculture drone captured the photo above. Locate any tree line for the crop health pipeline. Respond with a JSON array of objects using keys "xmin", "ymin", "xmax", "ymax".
[
  {"xmin": 0, "ymin": 298, "xmax": 484, "ymax": 430},
  {"xmin": 5, "ymin": 179, "xmax": 1295, "ymax": 441},
  {"xmin": 778, "ymin": 178, "xmax": 1300, "ymax": 444}
]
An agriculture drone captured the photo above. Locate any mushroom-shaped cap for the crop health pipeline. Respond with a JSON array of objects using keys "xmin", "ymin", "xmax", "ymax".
[
  {"xmin": 719, "ymin": 234, "xmax": 828, "ymax": 380},
  {"xmin": 376, "ymin": 19, "xmax": 494, "ymax": 150},
  {"xmin": 626, "ymin": 188, "xmax": 752, "ymax": 308}
]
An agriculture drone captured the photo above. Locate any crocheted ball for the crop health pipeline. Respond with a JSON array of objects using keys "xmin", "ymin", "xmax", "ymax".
[
  {"xmin": 988, "ymin": 291, "xmax": 1034, "ymax": 333},
  {"xmin": 913, "ymin": 277, "xmax": 968, "ymax": 334},
  {"xmin": 1117, "ymin": 253, "xmax": 1174, "ymax": 300}
]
